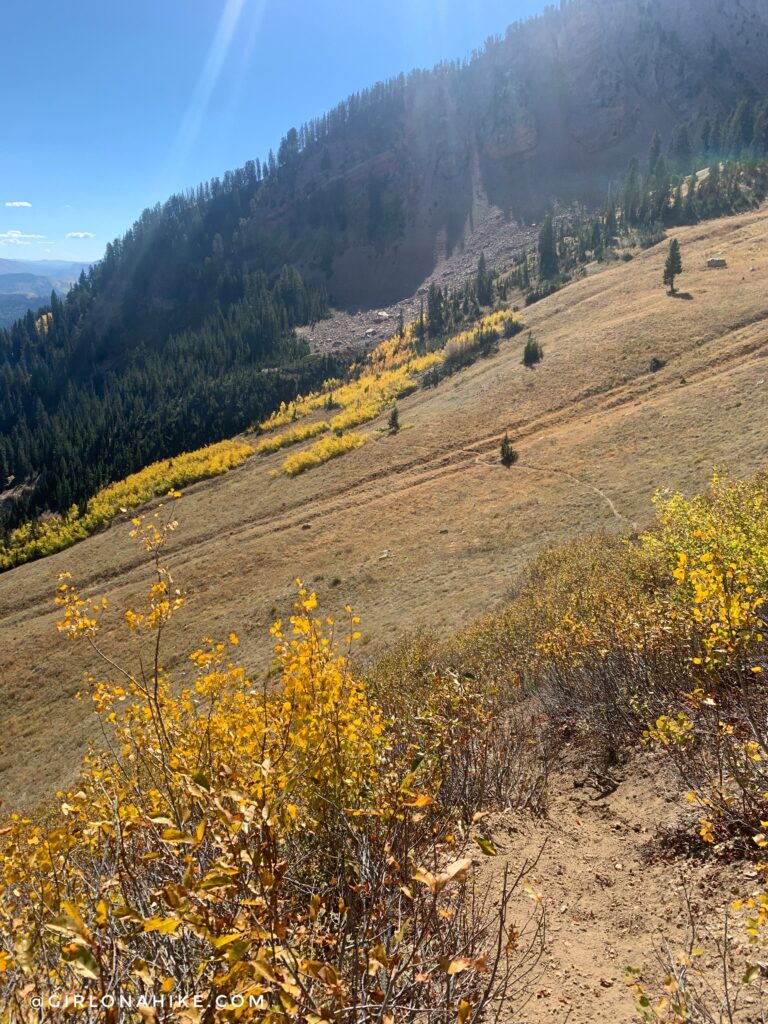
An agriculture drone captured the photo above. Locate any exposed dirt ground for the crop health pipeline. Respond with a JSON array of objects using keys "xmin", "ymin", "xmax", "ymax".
[
  {"xmin": 481, "ymin": 756, "xmax": 765, "ymax": 1023},
  {"xmin": 1, "ymin": 206, "xmax": 767, "ymax": 811}
]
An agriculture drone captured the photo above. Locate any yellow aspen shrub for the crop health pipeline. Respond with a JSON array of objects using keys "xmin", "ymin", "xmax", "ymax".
[
  {"xmin": 328, "ymin": 398, "xmax": 386, "ymax": 432},
  {"xmin": 644, "ymin": 470, "xmax": 768, "ymax": 671},
  {"xmin": 0, "ymin": 439, "xmax": 253, "ymax": 572},
  {"xmin": 282, "ymin": 431, "xmax": 367, "ymax": 475},
  {"xmin": 255, "ymin": 418, "xmax": 329, "ymax": 454},
  {"xmin": 0, "ymin": 521, "xmax": 519, "ymax": 1021},
  {"xmin": 640, "ymin": 472, "xmax": 768, "ymax": 847}
]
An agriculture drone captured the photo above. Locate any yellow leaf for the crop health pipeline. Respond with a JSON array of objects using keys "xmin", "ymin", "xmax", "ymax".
[
  {"xmin": 441, "ymin": 957, "xmax": 474, "ymax": 975},
  {"xmin": 474, "ymin": 836, "xmax": 497, "ymax": 856},
  {"xmin": 142, "ymin": 917, "xmax": 181, "ymax": 935},
  {"xmin": 457, "ymin": 999, "xmax": 472, "ymax": 1024},
  {"xmin": 402, "ymin": 793, "xmax": 436, "ymax": 808}
]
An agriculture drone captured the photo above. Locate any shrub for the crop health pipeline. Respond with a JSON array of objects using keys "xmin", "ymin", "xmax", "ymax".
[
  {"xmin": 522, "ymin": 334, "xmax": 544, "ymax": 368},
  {"xmin": 443, "ymin": 333, "xmax": 481, "ymax": 369},
  {"xmin": 638, "ymin": 223, "xmax": 667, "ymax": 249},
  {"xmin": 524, "ymin": 281, "xmax": 560, "ymax": 306},
  {"xmin": 282, "ymin": 431, "xmax": 367, "ymax": 475},
  {"xmin": 0, "ymin": 515, "xmax": 544, "ymax": 1021},
  {"xmin": 329, "ymin": 399, "xmax": 385, "ymax": 433},
  {"xmin": 504, "ymin": 316, "xmax": 525, "ymax": 339},
  {"xmin": 255, "ymin": 419, "xmax": 329, "ymax": 454},
  {"xmin": 642, "ymin": 472, "xmax": 768, "ymax": 847},
  {"xmin": 0, "ymin": 439, "xmax": 254, "ymax": 572},
  {"xmin": 421, "ymin": 365, "xmax": 443, "ymax": 389}
]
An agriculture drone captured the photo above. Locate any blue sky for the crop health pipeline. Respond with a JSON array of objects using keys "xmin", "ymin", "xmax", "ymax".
[{"xmin": 3, "ymin": 0, "xmax": 545, "ymax": 262}]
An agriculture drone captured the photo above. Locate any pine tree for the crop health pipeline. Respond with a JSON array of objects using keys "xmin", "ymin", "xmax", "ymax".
[
  {"xmin": 500, "ymin": 433, "xmax": 518, "ymax": 467},
  {"xmin": 663, "ymin": 238, "xmax": 683, "ymax": 294},
  {"xmin": 476, "ymin": 253, "xmax": 493, "ymax": 306},
  {"xmin": 700, "ymin": 118, "xmax": 712, "ymax": 155},
  {"xmin": 537, "ymin": 216, "xmax": 559, "ymax": 281},
  {"xmin": 427, "ymin": 283, "xmax": 444, "ymax": 338},
  {"xmin": 604, "ymin": 201, "xmax": 617, "ymax": 240},
  {"xmin": 671, "ymin": 183, "xmax": 684, "ymax": 224},
  {"xmin": 416, "ymin": 296, "xmax": 426, "ymax": 346},
  {"xmin": 671, "ymin": 125, "xmax": 692, "ymax": 172},
  {"xmin": 388, "ymin": 406, "xmax": 400, "ymax": 434},
  {"xmin": 623, "ymin": 158, "xmax": 641, "ymax": 226},
  {"xmin": 520, "ymin": 255, "xmax": 530, "ymax": 291}
]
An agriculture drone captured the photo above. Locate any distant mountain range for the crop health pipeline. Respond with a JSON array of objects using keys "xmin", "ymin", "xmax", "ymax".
[
  {"xmin": 0, "ymin": 258, "xmax": 91, "ymax": 279},
  {"xmin": 0, "ymin": 259, "xmax": 90, "ymax": 327}
]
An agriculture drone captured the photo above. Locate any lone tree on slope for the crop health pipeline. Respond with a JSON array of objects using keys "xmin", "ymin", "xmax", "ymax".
[
  {"xmin": 500, "ymin": 433, "xmax": 519, "ymax": 467},
  {"xmin": 664, "ymin": 238, "xmax": 683, "ymax": 294}
]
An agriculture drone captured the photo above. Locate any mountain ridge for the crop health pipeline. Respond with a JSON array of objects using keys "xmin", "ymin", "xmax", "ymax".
[
  {"xmin": 0, "ymin": 258, "xmax": 90, "ymax": 278},
  {"xmin": 0, "ymin": 259, "xmax": 91, "ymax": 328},
  {"xmin": 241, "ymin": 0, "xmax": 768, "ymax": 304},
  {"xmin": 1, "ymin": 0, "xmax": 768, "ymax": 533}
]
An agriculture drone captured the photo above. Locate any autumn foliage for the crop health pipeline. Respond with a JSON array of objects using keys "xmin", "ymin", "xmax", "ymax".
[
  {"xmin": 0, "ymin": 499, "xmax": 540, "ymax": 1022},
  {"xmin": 256, "ymin": 309, "xmax": 522, "ymax": 476},
  {"xmin": 0, "ymin": 440, "xmax": 253, "ymax": 573},
  {"xmin": 2, "ymin": 466, "xmax": 767, "ymax": 1022}
]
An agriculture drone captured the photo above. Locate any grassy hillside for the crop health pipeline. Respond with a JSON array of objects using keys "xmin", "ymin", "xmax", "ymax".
[
  {"xmin": 3, "ymin": 401, "xmax": 767, "ymax": 1023},
  {"xmin": 2, "ymin": 204, "xmax": 768, "ymax": 807}
]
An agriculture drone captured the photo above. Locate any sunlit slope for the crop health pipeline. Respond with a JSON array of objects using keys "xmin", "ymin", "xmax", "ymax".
[{"xmin": 2, "ymin": 205, "xmax": 768, "ymax": 807}]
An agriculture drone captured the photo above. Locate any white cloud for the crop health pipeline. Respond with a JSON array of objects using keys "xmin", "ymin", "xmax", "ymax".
[
  {"xmin": 65, "ymin": 231, "xmax": 95, "ymax": 239},
  {"xmin": 0, "ymin": 229, "xmax": 45, "ymax": 246},
  {"xmin": 4, "ymin": 200, "xmax": 32, "ymax": 208}
]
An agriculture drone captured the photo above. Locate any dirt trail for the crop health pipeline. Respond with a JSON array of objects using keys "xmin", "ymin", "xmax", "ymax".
[{"xmin": 480, "ymin": 759, "xmax": 763, "ymax": 1024}]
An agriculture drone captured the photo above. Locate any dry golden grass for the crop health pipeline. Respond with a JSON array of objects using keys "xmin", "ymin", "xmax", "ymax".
[{"xmin": 2, "ymin": 205, "xmax": 768, "ymax": 807}]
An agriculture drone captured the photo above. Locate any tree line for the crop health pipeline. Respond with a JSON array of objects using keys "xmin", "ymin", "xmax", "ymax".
[
  {"xmin": 0, "ymin": 263, "xmax": 336, "ymax": 536},
  {"xmin": 503, "ymin": 98, "xmax": 768, "ymax": 299}
]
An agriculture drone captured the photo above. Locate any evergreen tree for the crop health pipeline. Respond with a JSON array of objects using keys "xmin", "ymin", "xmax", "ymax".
[
  {"xmin": 701, "ymin": 118, "xmax": 712, "ymax": 155},
  {"xmin": 427, "ymin": 282, "xmax": 444, "ymax": 338},
  {"xmin": 663, "ymin": 238, "xmax": 683, "ymax": 294},
  {"xmin": 520, "ymin": 255, "xmax": 530, "ymax": 291},
  {"xmin": 648, "ymin": 131, "xmax": 662, "ymax": 176},
  {"xmin": 388, "ymin": 405, "xmax": 400, "ymax": 434},
  {"xmin": 623, "ymin": 158, "xmax": 641, "ymax": 226},
  {"xmin": 604, "ymin": 201, "xmax": 617, "ymax": 240},
  {"xmin": 537, "ymin": 216, "xmax": 559, "ymax": 281},
  {"xmin": 671, "ymin": 125, "xmax": 692, "ymax": 172},
  {"xmin": 416, "ymin": 296, "xmax": 426, "ymax": 345},
  {"xmin": 500, "ymin": 433, "xmax": 518, "ymax": 467},
  {"xmin": 476, "ymin": 253, "xmax": 493, "ymax": 306}
]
